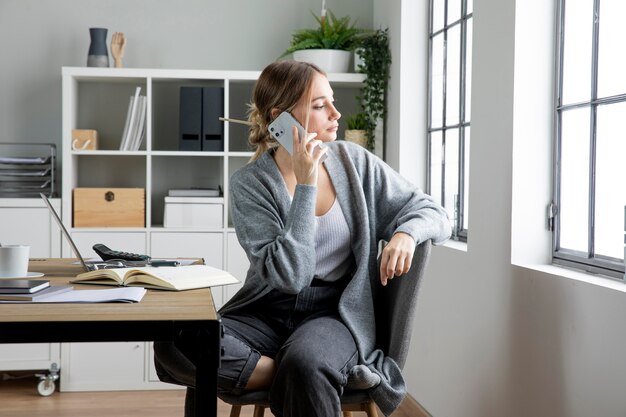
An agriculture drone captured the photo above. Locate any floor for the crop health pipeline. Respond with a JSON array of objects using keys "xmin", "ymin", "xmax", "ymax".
[{"xmin": 0, "ymin": 374, "xmax": 408, "ymax": 417}]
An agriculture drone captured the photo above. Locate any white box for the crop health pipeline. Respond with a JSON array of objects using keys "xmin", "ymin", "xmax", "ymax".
[{"xmin": 163, "ymin": 197, "xmax": 224, "ymax": 228}]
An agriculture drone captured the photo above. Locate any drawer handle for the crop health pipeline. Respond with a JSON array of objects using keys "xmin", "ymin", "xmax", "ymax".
[{"xmin": 105, "ymin": 191, "xmax": 115, "ymax": 202}]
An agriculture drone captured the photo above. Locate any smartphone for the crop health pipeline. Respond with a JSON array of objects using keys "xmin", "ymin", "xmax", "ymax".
[
  {"xmin": 268, "ymin": 111, "xmax": 306, "ymax": 155},
  {"xmin": 268, "ymin": 111, "xmax": 327, "ymax": 160}
]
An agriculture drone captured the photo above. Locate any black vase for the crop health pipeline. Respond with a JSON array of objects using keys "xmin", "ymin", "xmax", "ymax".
[{"xmin": 87, "ymin": 27, "xmax": 109, "ymax": 67}]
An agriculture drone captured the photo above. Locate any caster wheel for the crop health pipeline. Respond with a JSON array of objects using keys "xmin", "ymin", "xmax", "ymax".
[{"xmin": 37, "ymin": 379, "xmax": 56, "ymax": 396}]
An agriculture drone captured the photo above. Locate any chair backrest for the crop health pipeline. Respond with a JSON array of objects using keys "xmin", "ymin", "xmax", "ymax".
[{"xmin": 374, "ymin": 240, "xmax": 432, "ymax": 370}]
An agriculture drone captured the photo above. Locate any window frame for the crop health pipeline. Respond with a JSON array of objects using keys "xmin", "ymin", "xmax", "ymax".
[
  {"xmin": 552, "ymin": 0, "xmax": 626, "ymax": 280},
  {"xmin": 427, "ymin": 0, "xmax": 472, "ymax": 241}
]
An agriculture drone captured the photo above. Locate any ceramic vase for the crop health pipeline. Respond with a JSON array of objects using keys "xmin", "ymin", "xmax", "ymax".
[{"xmin": 87, "ymin": 27, "xmax": 109, "ymax": 67}]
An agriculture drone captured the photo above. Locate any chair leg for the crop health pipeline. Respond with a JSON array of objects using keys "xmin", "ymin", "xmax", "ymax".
[
  {"xmin": 253, "ymin": 405, "xmax": 266, "ymax": 417},
  {"xmin": 365, "ymin": 400, "xmax": 378, "ymax": 417},
  {"xmin": 229, "ymin": 405, "xmax": 242, "ymax": 417}
]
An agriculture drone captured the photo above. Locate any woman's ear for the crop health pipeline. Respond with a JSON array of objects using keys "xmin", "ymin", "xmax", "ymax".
[{"xmin": 270, "ymin": 108, "xmax": 281, "ymax": 120}]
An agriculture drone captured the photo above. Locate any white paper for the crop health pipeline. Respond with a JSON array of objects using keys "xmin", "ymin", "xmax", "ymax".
[{"xmin": 36, "ymin": 287, "xmax": 146, "ymax": 303}]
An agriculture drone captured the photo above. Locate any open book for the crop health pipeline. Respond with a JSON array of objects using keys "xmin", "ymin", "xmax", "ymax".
[{"xmin": 71, "ymin": 264, "xmax": 239, "ymax": 291}]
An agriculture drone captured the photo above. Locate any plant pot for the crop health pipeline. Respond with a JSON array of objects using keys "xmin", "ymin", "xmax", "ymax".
[
  {"xmin": 345, "ymin": 129, "xmax": 368, "ymax": 148},
  {"xmin": 293, "ymin": 49, "xmax": 351, "ymax": 73}
]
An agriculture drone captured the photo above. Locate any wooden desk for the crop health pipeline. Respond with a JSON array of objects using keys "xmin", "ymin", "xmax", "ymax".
[{"xmin": 0, "ymin": 259, "xmax": 221, "ymax": 417}]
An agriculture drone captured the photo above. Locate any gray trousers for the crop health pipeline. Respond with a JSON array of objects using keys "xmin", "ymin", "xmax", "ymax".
[{"xmin": 154, "ymin": 280, "xmax": 358, "ymax": 417}]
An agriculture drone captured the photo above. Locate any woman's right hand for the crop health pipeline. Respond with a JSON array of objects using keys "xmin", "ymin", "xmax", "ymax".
[{"xmin": 291, "ymin": 126, "xmax": 328, "ymax": 186}]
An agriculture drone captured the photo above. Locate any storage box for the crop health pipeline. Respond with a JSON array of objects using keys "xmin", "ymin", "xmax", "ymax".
[
  {"xmin": 71, "ymin": 129, "xmax": 98, "ymax": 150},
  {"xmin": 73, "ymin": 188, "xmax": 145, "ymax": 227},
  {"xmin": 163, "ymin": 196, "xmax": 223, "ymax": 228}
]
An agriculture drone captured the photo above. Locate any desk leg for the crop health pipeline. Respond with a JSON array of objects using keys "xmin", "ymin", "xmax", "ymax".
[{"xmin": 176, "ymin": 319, "xmax": 222, "ymax": 417}]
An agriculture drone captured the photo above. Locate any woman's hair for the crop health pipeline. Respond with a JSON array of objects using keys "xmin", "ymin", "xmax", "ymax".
[{"xmin": 247, "ymin": 60, "xmax": 325, "ymax": 161}]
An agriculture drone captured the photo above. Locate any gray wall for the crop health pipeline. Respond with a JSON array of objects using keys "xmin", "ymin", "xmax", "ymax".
[{"xmin": 0, "ymin": 0, "xmax": 372, "ymax": 183}]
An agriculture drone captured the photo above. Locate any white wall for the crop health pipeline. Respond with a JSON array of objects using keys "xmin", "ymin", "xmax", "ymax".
[{"xmin": 379, "ymin": 0, "xmax": 626, "ymax": 416}]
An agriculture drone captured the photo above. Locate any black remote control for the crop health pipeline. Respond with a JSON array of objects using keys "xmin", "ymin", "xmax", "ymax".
[{"xmin": 92, "ymin": 243, "xmax": 151, "ymax": 262}]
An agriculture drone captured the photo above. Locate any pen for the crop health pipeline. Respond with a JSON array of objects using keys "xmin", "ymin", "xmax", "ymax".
[{"xmin": 150, "ymin": 260, "xmax": 180, "ymax": 267}]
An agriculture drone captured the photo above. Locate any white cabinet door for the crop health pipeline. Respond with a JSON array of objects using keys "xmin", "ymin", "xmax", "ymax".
[
  {"xmin": 225, "ymin": 232, "xmax": 248, "ymax": 305},
  {"xmin": 0, "ymin": 199, "xmax": 61, "ymax": 373},
  {"xmin": 0, "ymin": 198, "xmax": 61, "ymax": 257},
  {"xmin": 60, "ymin": 342, "xmax": 145, "ymax": 391}
]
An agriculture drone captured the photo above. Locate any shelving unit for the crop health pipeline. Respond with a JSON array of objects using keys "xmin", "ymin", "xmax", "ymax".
[{"xmin": 61, "ymin": 66, "xmax": 364, "ymax": 391}]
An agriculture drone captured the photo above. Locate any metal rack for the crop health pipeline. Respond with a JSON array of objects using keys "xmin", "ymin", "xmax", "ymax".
[{"xmin": 0, "ymin": 143, "xmax": 56, "ymax": 198}]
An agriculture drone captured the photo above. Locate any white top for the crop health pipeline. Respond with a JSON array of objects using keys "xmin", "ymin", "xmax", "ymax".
[{"xmin": 314, "ymin": 198, "xmax": 354, "ymax": 282}]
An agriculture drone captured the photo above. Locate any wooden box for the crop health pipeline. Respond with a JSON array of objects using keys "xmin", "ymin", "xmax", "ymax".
[{"xmin": 73, "ymin": 188, "xmax": 145, "ymax": 227}]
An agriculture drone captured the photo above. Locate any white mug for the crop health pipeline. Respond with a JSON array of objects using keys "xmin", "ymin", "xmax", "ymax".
[{"xmin": 0, "ymin": 245, "xmax": 30, "ymax": 278}]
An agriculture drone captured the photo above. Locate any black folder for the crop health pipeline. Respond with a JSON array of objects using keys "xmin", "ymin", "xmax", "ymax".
[
  {"xmin": 202, "ymin": 87, "xmax": 224, "ymax": 151},
  {"xmin": 179, "ymin": 87, "xmax": 202, "ymax": 151}
]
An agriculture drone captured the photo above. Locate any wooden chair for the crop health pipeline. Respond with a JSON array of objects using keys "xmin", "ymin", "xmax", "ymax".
[
  {"xmin": 218, "ymin": 240, "xmax": 432, "ymax": 417},
  {"xmin": 219, "ymin": 390, "xmax": 378, "ymax": 417}
]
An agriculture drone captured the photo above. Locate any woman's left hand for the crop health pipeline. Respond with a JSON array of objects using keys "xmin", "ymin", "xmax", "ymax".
[{"xmin": 379, "ymin": 232, "xmax": 415, "ymax": 286}]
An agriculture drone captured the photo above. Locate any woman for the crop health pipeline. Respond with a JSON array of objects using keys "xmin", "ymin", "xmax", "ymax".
[{"xmin": 154, "ymin": 60, "xmax": 451, "ymax": 417}]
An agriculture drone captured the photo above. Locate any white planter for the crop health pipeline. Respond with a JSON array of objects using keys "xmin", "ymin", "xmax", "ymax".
[{"xmin": 293, "ymin": 49, "xmax": 351, "ymax": 73}]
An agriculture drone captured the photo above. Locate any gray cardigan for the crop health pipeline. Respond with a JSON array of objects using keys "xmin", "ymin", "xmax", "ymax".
[{"xmin": 220, "ymin": 141, "xmax": 451, "ymax": 415}]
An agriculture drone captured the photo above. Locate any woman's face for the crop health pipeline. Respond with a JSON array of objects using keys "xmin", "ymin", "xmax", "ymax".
[{"xmin": 292, "ymin": 73, "xmax": 341, "ymax": 143}]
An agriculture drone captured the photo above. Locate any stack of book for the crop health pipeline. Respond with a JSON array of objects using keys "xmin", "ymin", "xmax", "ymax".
[
  {"xmin": 0, "ymin": 279, "xmax": 73, "ymax": 302},
  {"xmin": 119, "ymin": 86, "xmax": 147, "ymax": 151}
]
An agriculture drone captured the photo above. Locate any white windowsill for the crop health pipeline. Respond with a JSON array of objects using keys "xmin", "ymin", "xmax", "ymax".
[
  {"xmin": 513, "ymin": 262, "xmax": 626, "ymax": 293},
  {"xmin": 439, "ymin": 239, "xmax": 625, "ymax": 293},
  {"xmin": 440, "ymin": 239, "xmax": 468, "ymax": 252}
]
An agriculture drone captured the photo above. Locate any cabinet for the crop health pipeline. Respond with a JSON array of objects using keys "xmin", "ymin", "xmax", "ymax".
[
  {"xmin": 61, "ymin": 66, "xmax": 365, "ymax": 391},
  {"xmin": 0, "ymin": 198, "xmax": 62, "ymax": 378}
]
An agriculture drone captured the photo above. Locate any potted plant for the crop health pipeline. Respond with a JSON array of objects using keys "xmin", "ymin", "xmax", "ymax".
[
  {"xmin": 281, "ymin": 10, "xmax": 365, "ymax": 73},
  {"xmin": 344, "ymin": 112, "xmax": 368, "ymax": 148},
  {"xmin": 355, "ymin": 28, "xmax": 391, "ymax": 153}
]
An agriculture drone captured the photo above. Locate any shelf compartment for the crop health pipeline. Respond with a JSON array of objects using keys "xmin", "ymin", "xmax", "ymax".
[
  {"xmin": 75, "ymin": 155, "xmax": 146, "ymax": 188},
  {"xmin": 75, "ymin": 80, "xmax": 148, "ymax": 151},
  {"xmin": 152, "ymin": 79, "xmax": 225, "ymax": 152},
  {"xmin": 151, "ymin": 155, "xmax": 224, "ymax": 227}
]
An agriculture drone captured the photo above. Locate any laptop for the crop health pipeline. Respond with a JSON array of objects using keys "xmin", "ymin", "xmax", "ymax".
[{"xmin": 40, "ymin": 193, "xmax": 123, "ymax": 271}]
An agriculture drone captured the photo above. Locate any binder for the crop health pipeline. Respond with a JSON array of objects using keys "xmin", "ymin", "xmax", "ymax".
[
  {"xmin": 179, "ymin": 87, "xmax": 202, "ymax": 151},
  {"xmin": 202, "ymin": 87, "xmax": 224, "ymax": 151}
]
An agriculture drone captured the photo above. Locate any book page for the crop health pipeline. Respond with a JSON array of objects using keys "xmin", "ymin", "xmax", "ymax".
[
  {"xmin": 72, "ymin": 267, "xmax": 129, "ymax": 285},
  {"xmin": 124, "ymin": 265, "xmax": 239, "ymax": 291}
]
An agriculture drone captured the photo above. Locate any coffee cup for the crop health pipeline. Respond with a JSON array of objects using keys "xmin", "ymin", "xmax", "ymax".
[{"xmin": 0, "ymin": 245, "xmax": 30, "ymax": 278}]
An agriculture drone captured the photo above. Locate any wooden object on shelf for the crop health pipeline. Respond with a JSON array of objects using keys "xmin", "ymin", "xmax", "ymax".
[
  {"xmin": 71, "ymin": 129, "xmax": 98, "ymax": 151},
  {"xmin": 73, "ymin": 188, "xmax": 145, "ymax": 227}
]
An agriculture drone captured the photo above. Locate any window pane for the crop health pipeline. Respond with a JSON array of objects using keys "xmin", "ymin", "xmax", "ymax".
[
  {"xmin": 430, "ymin": 131, "xmax": 443, "ymax": 205},
  {"xmin": 467, "ymin": 0, "xmax": 473, "ymax": 15},
  {"xmin": 595, "ymin": 101, "xmax": 626, "ymax": 259},
  {"xmin": 448, "ymin": 0, "xmax": 461, "ymax": 23},
  {"xmin": 559, "ymin": 108, "xmax": 590, "ymax": 252},
  {"xmin": 465, "ymin": 18, "xmax": 473, "ymax": 122},
  {"xmin": 562, "ymin": 0, "xmax": 593, "ymax": 104},
  {"xmin": 463, "ymin": 127, "xmax": 470, "ymax": 230},
  {"xmin": 431, "ymin": 33, "xmax": 444, "ymax": 129},
  {"xmin": 432, "ymin": 0, "xmax": 445, "ymax": 32},
  {"xmin": 445, "ymin": 129, "xmax": 460, "ymax": 220},
  {"xmin": 597, "ymin": 0, "xmax": 626, "ymax": 98},
  {"xmin": 446, "ymin": 24, "xmax": 461, "ymax": 126}
]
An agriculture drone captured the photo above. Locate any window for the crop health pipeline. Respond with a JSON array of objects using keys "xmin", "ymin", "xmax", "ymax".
[
  {"xmin": 427, "ymin": 0, "xmax": 473, "ymax": 240},
  {"xmin": 553, "ymin": 0, "xmax": 626, "ymax": 279}
]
